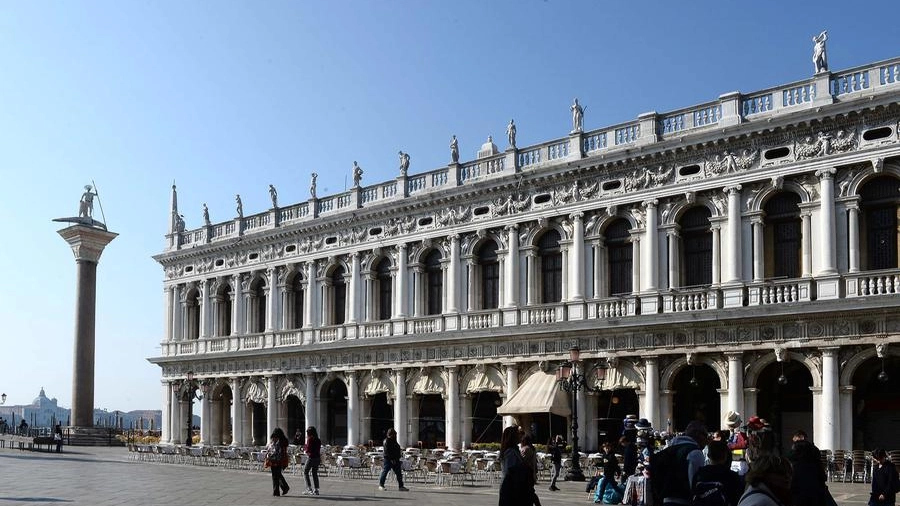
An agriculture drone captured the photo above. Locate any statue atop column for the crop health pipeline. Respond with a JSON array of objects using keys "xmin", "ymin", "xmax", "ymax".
[
  {"xmin": 813, "ymin": 30, "xmax": 828, "ymax": 74},
  {"xmin": 450, "ymin": 135, "xmax": 459, "ymax": 163},
  {"xmin": 352, "ymin": 161, "xmax": 363, "ymax": 187},
  {"xmin": 398, "ymin": 151, "xmax": 410, "ymax": 176},
  {"xmin": 571, "ymin": 98, "xmax": 584, "ymax": 133},
  {"xmin": 268, "ymin": 184, "xmax": 278, "ymax": 208},
  {"xmin": 507, "ymin": 119, "xmax": 517, "ymax": 149},
  {"xmin": 79, "ymin": 185, "xmax": 97, "ymax": 219}
]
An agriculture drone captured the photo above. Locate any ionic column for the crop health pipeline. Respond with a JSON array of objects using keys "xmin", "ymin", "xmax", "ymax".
[
  {"xmin": 395, "ymin": 244, "xmax": 409, "ymax": 318},
  {"xmin": 231, "ymin": 377, "xmax": 243, "ymax": 446},
  {"xmin": 230, "ymin": 275, "xmax": 242, "ymax": 335},
  {"xmin": 847, "ymin": 204, "xmax": 860, "ymax": 273},
  {"xmin": 445, "ymin": 366, "xmax": 459, "ymax": 449},
  {"xmin": 592, "ymin": 239, "xmax": 604, "ymax": 298},
  {"xmin": 394, "ymin": 369, "xmax": 407, "ymax": 447},
  {"xmin": 726, "ymin": 353, "xmax": 744, "ymax": 416},
  {"xmin": 448, "ymin": 235, "xmax": 460, "ymax": 313},
  {"xmin": 505, "ymin": 225, "xmax": 520, "ymax": 307},
  {"xmin": 666, "ymin": 228, "xmax": 679, "ymax": 289},
  {"xmin": 413, "ymin": 266, "xmax": 424, "ymax": 317},
  {"xmin": 267, "ymin": 375, "xmax": 277, "ymax": 438},
  {"xmin": 644, "ymin": 358, "xmax": 659, "ymax": 428},
  {"xmin": 461, "ymin": 394, "xmax": 472, "ymax": 449},
  {"xmin": 196, "ymin": 280, "xmax": 208, "ymax": 337},
  {"xmin": 161, "ymin": 381, "xmax": 172, "ymax": 444},
  {"xmin": 570, "ymin": 212, "xmax": 585, "ymax": 300},
  {"xmin": 347, "ymin": 371, "xmax": 359, "ymax": 445},
  {"xmin": 711, "ymin": 226, "xmax": 721, "ymax": 284},
  {"xmin": 820, "ymin": 348, "xmax": 840, "ymax": 451},
  {"xmin": 525, "ymin": 251, "xmax": 537, "ymax": 305},
  {"xmin": 641, "ymin": 200, "xmax": 658, "ymax": 291},
  {"xmin": 724, "ymin": 185, "xmax": 743, "ymax": 283},
  {"xmin": 304, "ymin": 373, "xmax": 317, "ymax": 433},
  {"xmin": 348, "ymin": 253, "xmax": 360, "ymax": 323},
  {"xmin": 266, "ymin": 268, "xmax": 277, "ymax": 331},
  {"xmin": 164, "ymin": 286, "xmax": 175, "ymax": 342},
  {"xmin": 172, "ymin": 284, "xmax": 183, "ymax": 340},
  {"xmin": 200, "ymin": 388, "xmax": 211, "ymax": 445},
  {"xmin": 365, "ymin": 273, "xmax": 376, "ymax": 322},
  {"xmin": 466, "ymin": 259, "xmax": 477, "ymax": 310},
  {"xmin": 751, "ymin": 218, "xmax": 764, "ymax": 281},
  {"xmin": 631, "ymin": 237, "xmax": 641, "ymax": 294},
  {"xmin": 304, "ymin": 262, "xmax": 316, "ymax": 328},
  {"xmin": 560, "ymin": 245, "xmax": 570, "ymax": 301},
  {"xmin": 816, "ymin": 169, "xmax": 838, "ymax": 274},
  {"xmin": 504, "ymin": 364, "xmax": 518, "ymax": 428},
  {"xmin": 839, "ymin": 386, "xmax": 854, "ymax": 451},
  {"xmin": 801, "ymin": 212, "xmax": 813, "ymax": 276}
]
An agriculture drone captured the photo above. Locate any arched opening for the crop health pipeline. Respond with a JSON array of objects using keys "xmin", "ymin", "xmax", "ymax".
[
  {"xmin": 756, "ymin": 360, "xmax": 813, "ymax": 454},
  {"xmin": 672, "ymin": 364, "xmax": 721, "ymax": 431},
  {"xmin": 289, "ymin": 273, "xmax": 305, "ymax": 329},
  {"xmin": 249, "ymin": 277, "xmax": 267, "ymax": 333},
  {"xmin": 424, "ymin": 250, "xmax": 443, "ymax": 315},
  {"xmin": 852, "ymin": 355, "xmax": 900, "ymax": 450},
  {"xmin": 375, "ymin": 258, "xmax": 393, "ymax": 320},
  {"xmin": 595, "ymin": 388, "xmax": 640, "ymax": 445},
  {"xmin": 470, "ymin": 391, "xmax": 503, "ymax": 444},
  {"xmin": 367, "ymin": 392, "xmax": 393, "ymax": 443},
  {"xmin": 860, "ymin": 175, "xmax": 900, "ymax": 270},
  {"xmin": 680, "ymin": 207, "xmax": 713, "ymax": 287},
  {"xmin": 215, "ymin": 282, "xmax": 232, "ymax": 337},
  {"xmin": 324, "ymin": 379, "xmax": 348, "ymax": 445},
  {"xmin": 285, "ymin": 395, "xmax": 305, "ymax": 442},
  {"xmin": 605, "ymin": 219, "xmax": 633, "ymax": 296},
  {"xmin": 538, "ymin": 230, "xmax": 563, "ymax": 303},
  {"xmin": 250, "ymin": 401, "xmax": 266, "ymax": 445},
  {"xmin": 330, "ymin": 267, "xmax": 347, "ymax": 325},
  {"xmin": 417, "ymin": 394, "xmax": 446, "ymax": 448},
  {"xmin": 210, "ymin": 383, "xmax": 233, "ymax": 446},
  {"xmin": 764, "ymin": 192, "xmax": 802, "ymax": 279},
  {"xmin": 184, "ymin": 288, "xmax": 201, "ymax": 339},
  {"xmin": 476, "ymin": 240, "xmax": 500, "ymax": 309}
]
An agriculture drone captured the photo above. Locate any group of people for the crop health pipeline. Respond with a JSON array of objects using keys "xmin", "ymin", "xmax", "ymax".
[{"xmin": 499, "ymin": 425, "xmax": 569, "ymax": 505}]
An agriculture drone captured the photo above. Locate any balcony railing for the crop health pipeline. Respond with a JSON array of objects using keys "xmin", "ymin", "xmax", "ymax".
[
  {"xmin": 749, "ymin": 278, "xmax": 812, "ymax": 305},
  {"xmin": 845, "ymin": 269, "xmax": 900, "ymax": 297},
  {"xmin": 663, "ymin": 287, "xmax": 719, "ymax": 313}
]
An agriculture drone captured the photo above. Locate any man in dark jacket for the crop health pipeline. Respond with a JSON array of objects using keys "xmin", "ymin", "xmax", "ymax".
[
  {"xmin": 378, "ymin": 428, "xmax": 409, "ymax": 491},
  {"xmin": 693, "ymin": 440, "xmax": 743, "ymax": 506}
]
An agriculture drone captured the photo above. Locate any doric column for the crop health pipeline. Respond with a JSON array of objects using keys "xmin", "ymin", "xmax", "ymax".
[
  {"xmin": 666, "ymin": 228, "xmax": 679, "ymax": 289},
  {"xmin": 170, "ymin": 382, "xmax": 181, "ymax": 445},
  {"xmin": 570, "ymin": 212, "xmax": 585, "ymax": 300},
  {"xmin": 641, "ymin": 200, "xmax": 658, "ymax": 291},
  {"xmin": 200, "ymin": 388, "xmax": 211, "ymax": 445},
  {"xmin": 726, "ymin": 353, "xmax": 744, "ymax": 416},
  {"xmin": 504, "ymin": 364, "xmax": 518, "ymax": 428},
  {"xmin": 847, "ymin": 204, "xmax": 860, "ymax": 272},
  {"xmin": 304, "ymin": 373, "xmax": 317, "ymax": 433},
  {"xmin": 394, "ymin": 369, "xmax": 407, "ymax": 447},
  {"xmin": 395, "ymin": 244, "xmax": 409, "ymax": 318},
  {"xmin": 230, "ymin": 275, "xmax": 242, "ymax": 335},
  {"xmin": 266, "ymin": 268, "xmax": 277, "ymax": 331},
  {"xmin": 801, "ymin": 212, "xmax": 812, "ymax": 277},
  {"xmin": 448, "ymin": 235, "xmax": 460, "ymax": 313},
  {"xmin": 816, "ymin": 169, "xmax": 838, "ymax": 274},
  {"xmin": 466, "ymin": 259, "xmax": 477, "ymax": 310},
  {"xmin": 724, "ymin": 185, "xmax": 743, "ymax": 283},
  {"xmin": 751, "ymin": 218, "xmax": 764, "ymax": 281},
  {"xmin": 267, "ymin": 375, "xmax": 277, "ymax": 439},
  {"xmin": 820, "ymin": 348, "xmax": 839, "ymax": 451},
  {"xmin": 347, "ymin": 371, "xmax": 359, "ymax": 445},
  {"xmin": 348, "ymin": 253, "xmax": 360, "ymax": 323},
  {"xmin": 164, "ymin": 286, "xmax": 175, "ymax": 342},
  {"xmin": 304, "ymin": 262, "xmax": 316, "ymax": 328},
  {"xmin": 525, "ymin": 251, "xmax": 537, "ymax": 305},
  {"xmin": 505, "ymin": 225, "xmax": 520, "ymax": 307},
  {"xmin": 445, "ymin": 366, "xmax": 459, "ymax": 449},
  {"xmin": 644, "ymin": 358, "xmax": 659, "ymax": 428},
  {"xmin": 461, "ymin": 394, "xmax": 472, "ymax": 449},
  {"xmin": 413, "ymin": 266, "xmax": 424, "ymax": 317},
  {"xmin": 839, "ymin": 385, "xmax": 854, "ymax": 450},
  {"xmin": 230, "ymin": 377, "xmax": 242, "ymax": 446},
  {"xmin": 161, "ymin": 381, "xmax": 172, "ymax": 444}
]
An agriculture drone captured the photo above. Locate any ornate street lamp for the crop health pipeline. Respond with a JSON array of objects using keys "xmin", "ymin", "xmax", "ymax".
[
  {"xmin": 184, "ymin": 372, "xmax": 209, "ymax": 446},
  {"xmin": 556, "ymin": 345, "xmax": 607, "ymax": 482},
  {"xmin": 1, "ymin": 393, "xmax": 6, "ymax": 405}
]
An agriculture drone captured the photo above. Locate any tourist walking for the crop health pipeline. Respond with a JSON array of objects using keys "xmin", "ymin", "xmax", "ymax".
[
  {"xmin": 378, "ymin": 428, "xmax": 409, "ymax": 491},
  {"xmin": 870, "ymin": 448, "xmax": 900, "ymax": 506},
  {"xmin": 54, "ymin": 423, "xmax": 63, "ymax": 453},
  {"xmin": 265, "ymin": 428, "xmax": 290, "ymax": 496},
  {"xmin": 789, "ymin": 439, "xmax": 828, "ymax": 506},
  {"xmin": 303, "ymin": 427, "xmax": 322, "ymax": 496},
  {"xmin": 499, "ymin": 425, "xmax": 529, "ymax": 506},
  {"xmin": 548, "ymin": 435, "xmax": 563, "ymax": 491},
  {"xmin": 519, "ymin": 432, "xmax": 541, "ymax": 506}
]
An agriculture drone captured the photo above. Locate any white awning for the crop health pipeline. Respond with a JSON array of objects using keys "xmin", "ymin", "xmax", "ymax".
[{"xmin": 496, "ymin": 371, "xmax": 571, "ymax": 417}]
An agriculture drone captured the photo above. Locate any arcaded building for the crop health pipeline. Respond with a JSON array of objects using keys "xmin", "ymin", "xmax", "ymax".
[{"xmin": 150, "ymin": 52, "xmax": 900, "ymax": 453}]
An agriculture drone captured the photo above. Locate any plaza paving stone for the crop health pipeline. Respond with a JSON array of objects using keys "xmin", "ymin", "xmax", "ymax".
[{"xmin": 0, "ymin": 445, "xmax": 876, "ymax": 505}]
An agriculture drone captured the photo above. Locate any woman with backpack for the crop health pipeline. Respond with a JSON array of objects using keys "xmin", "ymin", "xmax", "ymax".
[{"xmin": 265, "ymin": 428, "xmax": 291, "ymax": 496}]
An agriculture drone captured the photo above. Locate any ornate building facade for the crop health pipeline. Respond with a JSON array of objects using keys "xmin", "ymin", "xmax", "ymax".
[{"xmin": 151, "ymin": 54, "xmax": 900, "ymax": 453}]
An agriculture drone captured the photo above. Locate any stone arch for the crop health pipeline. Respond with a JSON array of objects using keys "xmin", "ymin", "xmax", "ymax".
[
  {"xmin": 285, "ymin": 266, "xmax": 304, "ymax": 285},
  {"xmin": 362, "ymin": 251, "xmax": 393, "ymax": 272},
  {"xmin": 241, "ymin": 377, "xmax": 268, "ymax": 405},
  {"xmin": 323, "ymin": 259, "xmax": 350, "ymax": 278},
  {"xmin": 523, "ymin": 221, "xmax": 569, "ymax": 247},
  {"xmin": 661, "ymin": 355, "xmax": 727, "ymax": 391},
  {"xmin": 587, "ymin": 212, "xmax": 640, "ymax": 237},
  {"xmin": 209, "ymin": 378, "xmax": 233, "ymax": 399},
  {"xmin": 461, "ymin": 364, "xmax": 505, "ymax": 394},
  {"xmin": 315, "ymin": 372, "xmax": 348, "ymax": 399},
  {"xmin": 745, "ymin": 350, "xmax": 822, "ymax": 389},
  {"xmin": 407, "ymin": 367, "xmax": 447, "ymax": 395},
  {"xmin": 839, "ymin": 343, "xmax": 900, "ymax": 386},
  {"xmin": 845, "ymin": 159, "xmax": 900, "ymax": 198},
  {"xmin": 663, "ymin": 197, "xmax": 721, "ymax": 226},
  {"xmin": 277, "ymin": 375, "xmax": 306, "ymax": 403},
  {"xmin": 361, "ymin": 369, "xmax": 395, "ymax": 397},
  {"xmin": 409, "ymin": 240, "xmax": 449, "ymax": 265},
  {"xmin": 466, "ymin": 234, "xmax": 504, "ymax": 257},
  {"xmin": 586, "ymin": 359, "xmax": 644, "ymax": 390},
  {"xmin": 749, "ymin": 181, "xmax": 813, "ymax": 213}
]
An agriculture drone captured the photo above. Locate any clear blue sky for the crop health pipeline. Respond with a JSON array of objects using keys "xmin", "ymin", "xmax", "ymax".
[{"xmin": 0, "ymin": 1, "xmax": 897, "ymax": 413}]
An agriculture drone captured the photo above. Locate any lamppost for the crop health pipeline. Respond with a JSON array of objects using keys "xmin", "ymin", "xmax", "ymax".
[
  {"xmin": 184, "ymin": 372, "xmax": 208, "ymax": 446},
  {"xmin": 556, "ymin": 345, "xmax": 608, "ymax": 482},
  {"xmin": 1, "ymin": 393, "xmax": 6, "ymax": 404}
]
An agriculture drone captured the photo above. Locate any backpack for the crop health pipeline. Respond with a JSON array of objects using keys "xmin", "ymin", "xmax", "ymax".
[
  {"xmin": 649, "ymin": 443, "xmax": 695, "ymax": 504},
  {"xmin": 691, "ymin": 480, "xmax": 727, "ymax": 506}
]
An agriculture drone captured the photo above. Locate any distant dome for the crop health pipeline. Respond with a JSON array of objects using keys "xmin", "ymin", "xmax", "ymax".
[
  {"xmin": 477, "ymin": 136, "xmax": 499, "ymax": 159},
  {"xmin": 32, "ymin": 387, "xmax": 48, "ymax": 406}
]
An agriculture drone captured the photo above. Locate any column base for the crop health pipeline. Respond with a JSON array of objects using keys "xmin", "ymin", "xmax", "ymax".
[
  {"xmin": 63, "ymin": 426, "xmax": 125, "ymax": 447},
  {"xmin": 815, "ymin": 274, "xmax": 841, "ymax": 300}
]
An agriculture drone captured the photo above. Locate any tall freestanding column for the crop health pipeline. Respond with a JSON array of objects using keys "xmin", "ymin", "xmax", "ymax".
[{"xmin": 57, "ymin": 224, "xmax": 117, "ymax": 430}]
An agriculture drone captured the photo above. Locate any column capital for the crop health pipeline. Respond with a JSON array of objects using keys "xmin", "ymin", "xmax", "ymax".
[
  {"xmin": 397, "ymin": 243, "xmax": 408, "ymax": 251},
  {"xmin": 821, "ymin": 347, "xmax": 840, "ymax": 357},
  {"xmin": 642, "ymin": 199, "xmax": 658, "ymax": 209},
  {"xmin": 570, "ymin": 211, "xmax": 584, "ymax": 221},
  {"xmin": 750, "ymin": 216, "xmax": 764, "ymax": 226},
  {"xmin": 725, "ymin": 351, "xmax": 744, "ymax": 360},
  {"xmin": 506, "ymin": 223, "xmax": 519, "ymax": 232},
  {"xmin": 815, "ymin": 167, "xmax": 837, "ymax": 180},
  {"xmin": 724, "ymin": 184, "xmax": 742, "ymax": 195}
]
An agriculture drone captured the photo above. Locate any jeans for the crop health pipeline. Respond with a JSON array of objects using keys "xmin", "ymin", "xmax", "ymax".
[
  {"xmin": 379, "ymin": 459, "xmax": 405, "ymax": 487},
  {"xmin": 270, "ymin": 466, "xmax": 289, "ymax": 495},
  {"xmin": 550, "ymin": 462, "xmax": 561, "ymax": 488},
  {"xmin": 304, "ymin": 457, "xmax": 320, "ymax": 490}
]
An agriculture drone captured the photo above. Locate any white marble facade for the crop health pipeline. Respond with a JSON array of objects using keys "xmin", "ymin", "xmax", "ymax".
[{"xmin": 152, "ymin": 56, "xmax": 900, "ymax": 453}]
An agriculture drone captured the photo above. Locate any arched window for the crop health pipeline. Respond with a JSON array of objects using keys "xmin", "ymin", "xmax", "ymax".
[
  {"xmin": 290, "ymin": 273, "xmax": 304, "ymax": 329},
  {"xmin": 680, "ymin": 207, "xmax": 712, "ymax": 287},
  {"xmin": 425, "ymin": 250, "xmax": 443, "ymax": 315},
  {"xmin": 184, "ymin": 287, "xmax": 201, "ymax": 339},
  {"xmin": 249, "ymin": 278, "xmax": 267, "ymax": 333},
  {"xmin": 538, "ymin": 230, "xmax": 562, "ymax": 303},
  {"xmin": 477, "ymin": 240, "xmax": 500, "ymax": 309},
  {"xmin": 216, "ymin": 282, "xmax": 232, "ymax": 337},
  {"xmin": 764, "ymin": 192, "xmax": 802, "ymax": 279},
  {"xmin": 860, "ymin": 176, "xmax": 900, "ymax": 270},
  {"xmin": 375, "ymin": 258, "xmax": 393, "ymax": 320},
  {"xmin": 331, "ymin": 267, "xmax": 346, "ymax": 325},
  {"xmin": 605, "ymin": 219, "xmax": 632, "ymax": 295}
]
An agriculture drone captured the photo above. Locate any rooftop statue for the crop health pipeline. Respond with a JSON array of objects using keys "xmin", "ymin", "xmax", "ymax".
[
  {"xmin": 310, "ymin": 173, "xmax": 318, "ymax": 198},
  {"xmin": 507, "ymin": 119, "xmax": 517, "ymax": 149},
  {"xmin": 352, "ymin": 161, "xmax": 363, "ymax": 187},
  {"xmin": 813, "ymin": 30, "xmax": 828, "ymax": 74},
  {"xmin": 571, "ymin": 98, "xmax": 584, "ymax": 133},
  {"xmin": 235, "ymin": 194, "xmax": 243, "ymax": 218},
  {"xmin": 202, "ymin": 203, "xmax": 210, "ymax": 226},
  {"xmin": 268, "ymin": 184, "xmax": 278, "ymax": 208},
  {"xmin": 398, "ymin": 151, "xmax": 410, "ymax": 176},
  {"xmin": 450, "ymin": 135, "xmax": 459, "ymax": 163}
]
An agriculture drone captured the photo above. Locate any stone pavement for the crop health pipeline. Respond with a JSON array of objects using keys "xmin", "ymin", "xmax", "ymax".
[{"xmin": 0, "ymin": 446, "xmax": 877, "ymax": 505}]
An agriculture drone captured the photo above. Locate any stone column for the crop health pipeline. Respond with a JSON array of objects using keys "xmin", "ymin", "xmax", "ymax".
[
  {"xmin": 161, "ymin": 382, "xmax": 172, "ymax": 444},
  {"xmin": 505, "ymin": 225, "xmax": 520, "ymax": 307},
  {"xmin": 172, "ymin": 285, "xmax": 183, "ymax": 341},
  {"xmin": 230, "ymin": 274, "xmax": 242, "ymax": 335},
  {"xmin": 267, "ymin": 376, "xmax": 277, "ymax": 438},
  {"xmin": 724, "ymin": 185, "xmax": 743, "ymax": 283},
  {"xmin": 348, "ymin": 253, "xmax": 360, "ymax": 323},
  {"xmin": 847, "ymin": 204, "xmax": 860, "ymax": 273},
  {"xmin": 560, "ymin": 245, "xmax": 570, "ymax": 301},
  {"xmin": 751, "ymin": 218, "xmax": 764, "ymax": 281},
  {"xmin": 164, "ymin": 286, "xmax": 175, "ymax": 342},
  {"xmin": 631, "ymin": 238, "xmax": 641, "ymax": 295},
  {"xmin": 394, "ymin": 369, "xmax": 407, "ymax": 447},
  {"xmin": 170, "ymin": 383, "xmax": 181, "ymax": 445},
  {"xmin": 57, "ymin": 224, "xmax": 117, "ymax": 429},
  {"xmin": 395, "ymin": 244, "xmax": 409, "ymax": 318},
  {"xmin": 726, "ymin": 353, "xmax": 744, "ymax": 416},
  {"xmin": 711, "ymin": 226, "xmax": 721, "ymax": 285},
  {"xmin": 526, "ymin": 251, "xmax": 537, "ymax": 305},
  {"xmin": 448, "ymin": 235, "xmax": 460, "ymax": 313},
  {"xmin": 817, "ymin": 169, "xmax": 838, "ymax": 274},
  {"xmin": 570, "ymin": 213, "xmax": 585, "ymax": 300},
  {"xmin": 413, "ymin": 266, "xmax": 424, "ymax": 317},
  {"xmin": 364, "ymin": 273, "xmax": 376, "ymax": 322},
  {"xmin": 304, "ymin": 373, "xmax": 317, "ymax": 433},
  {"xmin": 304, "ymin": 262, "xmax": 316, "ymax": 328},
  {"xmin": 592, "ymin": 239, "xmax": 604, "ymax": 298},
  {"xmin": 641, "ymin": 200, "xmax": 658, "ymax": 291},
  {"xmin": 347, "ymin": 371, "xmax": 359, "ymax": 445},
  {"xmin": 644, "ymin": 358, "xmax": 659, "ymax": 428},
  {"xmin": 821, "ymin": 348, "xmax": 839, "ymax": 451},
  {"xmin": 466, "ymin": 259, "xmax": 477, "ymax": 310},
  {"xmin": 198, "ymin": 280, "xmax": 209, "ymax": 338},
  {"xmin": 666, "ymin": 228, "xmax": 679, "ymax": 289},
  {"xmin": 199, "ymin": 390, "xmax": 211, "ymax": 445},
  {"xmin": 839, "ymin": 385, "xmax": 854, "ymax": 450},
  {"xmin": 461, "ymin": 394, "xmax": 472, "ymax": 449},
  {"xmin": 504, "ymin": 364, "xmax": 518, "ymax": 428},
  {"xmin": 266, "ymin": 268, "xmax": 277, "ymax": 331},
  {"xmin": 445, "ymin": 367, "xmax": 459, "ymax": 449},
  {"xmin": 231, "ymin": 377, "xmax": 243, "ymax": 446},
  {"xmin": 801, "ymin": 212, "xmax": 813, "ymax": 277},
  {"xmin": 743, "ymin": 388, "xmax": 758, "ymax": 425}
]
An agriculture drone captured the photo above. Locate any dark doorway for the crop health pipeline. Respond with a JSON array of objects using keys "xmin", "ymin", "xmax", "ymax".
[
  {"xmin": 285, "ymin": 395, "xmax": 305, "ymax": 442},
  {"xmin": 757, "ymin": 360, "xmax": 813, "ymax": 454},
  {"xmin": 852, "ymin": 356, "xmax": 900, "ymax": 450},
  {"xmin": 418, "ymin": 394, "xmax": 446, "ymax": 448},
  {"xmin": 325, "ymin": 380, "xmax": 348, "ymax": 445},
  {"xmin": 470, "ymin": 392, "xmax": 502, "ymax": 444},
  {"xmin": 368, "ymin": 392, "xmax": 394, "ymax": 443},
  {"xmin": 251, "ymin": 402, "xmax": 266, "ymax": 445},
  {"xmin": 672, "ymin": 364, "xmax": 721, "ymax": 432},
  {"xmin": 596, "ymin": 389, "xmax": 640, "ymax": 446}
]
